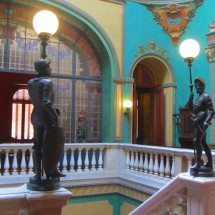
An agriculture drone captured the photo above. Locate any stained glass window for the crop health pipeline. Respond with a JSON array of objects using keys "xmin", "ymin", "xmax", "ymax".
[{"xmin": 0, "ymin": 3, "xmax": 102, "ymax": 143}]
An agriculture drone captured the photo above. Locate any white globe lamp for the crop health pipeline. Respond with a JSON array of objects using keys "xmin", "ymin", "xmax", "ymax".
[
  {"xmin": 179, "ymin": 39, "xmax": 200, "ymax": 95},
  {"xmin": 33, "ymin": 10, "xmax": 59, "ymax": 59}
]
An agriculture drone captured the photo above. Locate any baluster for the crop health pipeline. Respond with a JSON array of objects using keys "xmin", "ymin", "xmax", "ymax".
[
  {"xmin": 98, "ymin": 147, "xmax": 103, "ymax": 171},
  {"xmin": 134, "ymin": 151, "xmax": 139, "ymax": 171},
  {"xmin": 28, "ymin": 150, "xmax": 34, "ymax": 175},
  {"xmin": 91, "ymin": 149, "xmax": 96, "ymax": 171},
  {"xmin": 148, "ymin": 152, "xmax": 153, "ymax": 174},
  {"xmin": 77, "ymin": 148, "xmax": 82, "ymax": 172},
  {"xmin": 138, "ymin": 151, "xmax": 144, "ymax": 172},
  {"xmin": 159, "ymin": 154, "xmax": 165, "ymax": 177},
  {"xmin": 168, "ymin": 202, "xmax": 175, "ymax": 215},
  {"xmin": 180, "ymin": 194, "xmax": 187, "ymax": 215},
  {"xmin": 144, "ymin": 152, "xmax": 149, "ymax": 173},
  {"xmin": 159, "ymin": 204, "xmax": 167, "ymax": 215},
  {"xmin": 12, "ymin": 149, "xmax": 18, "ymax": 175},
  {"xmin": 130, "ymin": 151, "xmax": 134, "ymax": 170},
  {"xmin": 0, "ymin": 150, "xmax": 1, "ymax": 174},
  {"xmin": 126, "ymin": 150, "xmax": 130, "ymax": 170},
  {"xmin": 20, "ymin": 150, "xmax": 26, "ymax": 175},
  {"xmin": 69, "ymin": 149, "xmax": 75, "ymax": 172},
  {"xmin": 165, "ymin": 198, "xmax": 177, "ymax": 215},
  {"xmin": 165, "ymin": 154, "xmax": 171, "ymax": 178},
  {"xmin": 4, "ymin": 150, "xmax": 10, "ymax": 175},
  {"xmin": 84, "ymin": 148, "xmax": 90, "ymax": 171},
  {"xmin": 171, "ymin": 156, "xmax": 175, "ymax": 178},
  {"xmin": 153, "ymin": 153, "xmax": 159, "ymax": 175},
  {"xmin": 62, "ymin": 149, "xmax": 67, "ymax": 173},
  {"xmin": 187, "ymin": 156, "xmax": 192, "ymax": 172}
]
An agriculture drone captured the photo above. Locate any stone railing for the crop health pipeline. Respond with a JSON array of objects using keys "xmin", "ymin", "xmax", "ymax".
[
  {"xmin": 1, "ymin": 143, "xmax": 214, "ymax": 215},
  {"xmin": 0, "ymin": 143, "xmax": 194, "ymax": 177},
  {"xmin": 0, "ymin": 143, "xmax": 212, "ymax": 188}
]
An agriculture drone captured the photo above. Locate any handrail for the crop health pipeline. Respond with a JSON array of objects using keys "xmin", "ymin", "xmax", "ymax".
[
  {"xmin": 0, "ymin": 143, "xmax": 214, "ymax": 214},
  {"xmin": 0, "ymin": 143, "xmax": 209, "ymax": 178}
]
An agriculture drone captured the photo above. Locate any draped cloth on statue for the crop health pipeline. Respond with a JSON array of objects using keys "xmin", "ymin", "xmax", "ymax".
[{"xmin": 42, "ymin": 126, "xmax": 65, "ymax": 177}]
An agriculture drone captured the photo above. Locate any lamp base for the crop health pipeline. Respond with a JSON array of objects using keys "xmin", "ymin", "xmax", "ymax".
[{"xmin": 38, "ymin": 32, "xmax": 52, "ymax": 59}]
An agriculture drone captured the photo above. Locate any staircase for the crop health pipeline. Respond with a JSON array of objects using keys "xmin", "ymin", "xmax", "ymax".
[{"xmin": 130, "ymin": 173, "xmax": 215, "ymax": 215}]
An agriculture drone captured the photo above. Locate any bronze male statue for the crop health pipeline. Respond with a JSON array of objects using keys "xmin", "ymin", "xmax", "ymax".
[
  {"xmin": 188, "ymin": 77, "xmax": 215, "ymax": 175},
  {"xmin": 28, "ymin": 59, "xmax": 65, "ymax": 182}
]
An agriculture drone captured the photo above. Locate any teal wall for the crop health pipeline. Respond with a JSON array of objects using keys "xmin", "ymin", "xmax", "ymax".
[{"xmin": 124, "ymin": 1, "xmax": 215, "ymax": 145}]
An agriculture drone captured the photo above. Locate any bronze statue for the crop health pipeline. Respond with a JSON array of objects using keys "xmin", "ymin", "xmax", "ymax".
[
  {"xmin": 188, "ymin": 77, "xmax": 215, "ymax": 176},
  {"xmin": 27, "ymin": 59, "xmax": 65, "ymax": 189}
]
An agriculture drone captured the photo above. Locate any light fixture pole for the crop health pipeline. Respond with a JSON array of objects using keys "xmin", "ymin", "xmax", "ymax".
[
  {"xmin": 179, "ymin": 39, "xmax": 200, "ymax": 96},
  {"xmin": 33, "ymin": 10, "xmax": 59, "ymax": 59}
]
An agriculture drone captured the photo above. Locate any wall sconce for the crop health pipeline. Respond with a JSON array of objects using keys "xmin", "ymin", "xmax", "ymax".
[
  {"xmin": 179, "ymin": 38, "xmax": 200, "ymax": 95},
  {"xmin": 123, "ymin": 100, "xmax": 132, "ymax": 115},
  {"xmin": 33, "ymin": 10, "xmax": 59, "ymax": 59}
]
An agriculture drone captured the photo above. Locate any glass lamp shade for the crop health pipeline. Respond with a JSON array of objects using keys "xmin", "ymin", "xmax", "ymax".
[
  {"xmin": 179, "ymin": 39, "xmax": 200, "ymax": 59},
  {"xmin": 33, "ymin": 10, "xmax": 59, "ymax": 35},
  {"xmin": 123, "ymin": 100, "xmax": 133, "ymax": 108}
]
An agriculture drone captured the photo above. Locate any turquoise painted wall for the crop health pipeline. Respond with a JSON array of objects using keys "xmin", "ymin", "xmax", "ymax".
[{"xmin": 124, "ymin": 1, "xmax": 215, "ymax": 145}]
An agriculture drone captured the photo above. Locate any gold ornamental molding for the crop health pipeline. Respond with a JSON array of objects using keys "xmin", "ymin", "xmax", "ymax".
[{"xmin": 131, "ymin": 0, "xmax": 204, "ymax": 46}]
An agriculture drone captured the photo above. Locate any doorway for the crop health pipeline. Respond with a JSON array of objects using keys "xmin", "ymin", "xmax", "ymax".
[
  {"xmin": 135, "ymin": 89, "xmax": 151, "ymax": 144},
  {"xmin": 132, "ymin": 63, "xmax": 165, "ymax": 146},
  {"xmin": 0, "ymin": 72, "xmax": 35, "ymax": 143}
]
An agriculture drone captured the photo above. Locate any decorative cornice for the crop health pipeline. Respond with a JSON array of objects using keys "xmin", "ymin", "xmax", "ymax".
[
  {"xmin": 205, "ymin": 46, "xmax": 215, "ymax": 63},
  {"xmin": 114, "ymin": 76, "xmax": 134, "ymax": 83},
  {"xmin": 206, "ymin": 20, "xmax": 215, "ymax": 63},
  {"xmin": 130, "ymin": 0, "xmax": 202, "ymax": 4},
  {"xmin": 209, "ymin": 20, "xmax": 215, "ymax": 33},
  {"xmin": 162, "ymin": 82, "xmax": 177, "ymax": 88},
  {"xmin": 99, "ymin": 0, "xmax": 125, "ymax": 4}
]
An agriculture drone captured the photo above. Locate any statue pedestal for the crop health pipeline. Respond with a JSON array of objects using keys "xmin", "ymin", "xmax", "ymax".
[
  {"xmin": 0, "ymin": 184, "xmax": 72, "ymax": 215},
  {"xmin": 27, "ymin": 176, "xmax": 61, "ymax": 191},
  {"xmin": 190, "ymin": 166, "xmax": 214, "ymax": 177}
]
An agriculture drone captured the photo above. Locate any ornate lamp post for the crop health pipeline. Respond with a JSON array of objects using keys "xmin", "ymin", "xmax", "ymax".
[
  {"xmin": 179, "ymin": 39, "xmax": 200, "ymax": 95},
  {"xmin": 33, "ymin": 10, "xmax": 59, "ymax": 59}
]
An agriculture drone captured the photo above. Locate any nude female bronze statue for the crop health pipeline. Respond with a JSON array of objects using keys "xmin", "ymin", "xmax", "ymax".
[
  {"xmin": 188, "ymin": 77, "xmax": 215, "ymax": 176},
  {"xmin": 28, "ymin": 59, "xmax": 65, "ymax": 184}
]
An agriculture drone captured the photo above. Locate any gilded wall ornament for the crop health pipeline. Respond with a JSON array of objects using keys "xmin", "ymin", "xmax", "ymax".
[{"xmin": 131, "ymin": 0, "xmax": 204, "ymax": 46}]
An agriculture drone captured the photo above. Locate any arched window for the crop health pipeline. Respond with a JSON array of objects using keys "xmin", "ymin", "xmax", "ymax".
[{"xmin": 11, "ymin": 88, "xmax": 33, "ymax": 142}]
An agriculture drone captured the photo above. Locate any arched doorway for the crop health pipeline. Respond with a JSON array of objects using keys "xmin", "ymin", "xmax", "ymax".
[{"xmin": 132, "ymin": 56, "xmax": 173, "ymax": 146}]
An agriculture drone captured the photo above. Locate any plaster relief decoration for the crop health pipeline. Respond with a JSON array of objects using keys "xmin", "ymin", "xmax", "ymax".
[
  {"xmin": 132, "ymin": 40, "xmax": 170, "ymax": 65},
  {"xmin": 130, "ymin": 0, "xmax": 204, "ymax": 46}
]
